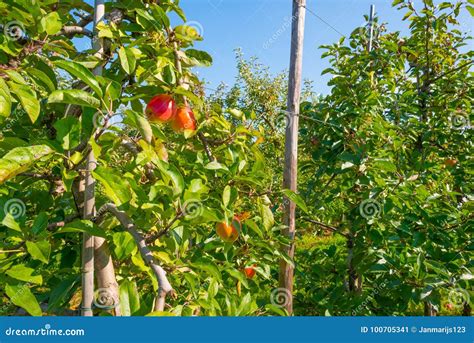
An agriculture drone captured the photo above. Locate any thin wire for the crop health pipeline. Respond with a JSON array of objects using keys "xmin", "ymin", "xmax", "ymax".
[{"xmin": 301, "ymin": 5, "xmax": 346, "ymax": 38}]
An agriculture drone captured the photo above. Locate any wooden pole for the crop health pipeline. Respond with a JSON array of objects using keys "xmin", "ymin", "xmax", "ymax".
[
  {"xmin": 279, "ymin": 0, "xmax": 306, "ymax": 315},
  {"xmin": 368, "ymin": 4, "xmax": 375, "ymax": 52}
]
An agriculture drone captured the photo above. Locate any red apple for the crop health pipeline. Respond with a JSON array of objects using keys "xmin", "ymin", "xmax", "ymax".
[
  {"xmin": 145, "ymin": 94, "xmax": 176, "ymax": 123},
  {"xmin": 244, "ymin": 265, "xmax": 257, "ymax": 279},
  {"xmin": 171, "ymin": 106, "xmax": 197, "ymax": 132}
]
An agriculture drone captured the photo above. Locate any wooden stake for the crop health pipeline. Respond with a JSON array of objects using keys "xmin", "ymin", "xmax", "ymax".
[
  {"xmin": 279, "ymin": 0, "xmax": 306, "ymax": 315},
  {"xmin": 368, "ymin": 4, "xmax": 376, "ymax": 52}
]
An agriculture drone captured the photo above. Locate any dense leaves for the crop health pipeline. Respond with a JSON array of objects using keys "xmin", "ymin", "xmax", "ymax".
[{"xmin": 0, "ymin": 0, "xmax": 472, "ymax": 317}]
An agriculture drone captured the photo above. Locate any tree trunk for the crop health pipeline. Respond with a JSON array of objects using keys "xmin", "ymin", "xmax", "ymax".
[
  {"xmin": 462, "ymin": 302, "xmax": 471, "ymax": 316},
  {"xmin": 424, "ymin": 302, "xmax": 437, "ymax": 316},
  {"xmin": 94, "ymin": 237, "xmax": 121, "ymax": 315},
  {"xmin": 79, "ymin": 171, "xmax": 94, "ymax": 316},
  {"xmin": 347, "ymin": 237, "xmax": 362, "ymax": 294},
  {"xmin": 89, "ymin": 0, "xmax": 121, "ymax": 316}
]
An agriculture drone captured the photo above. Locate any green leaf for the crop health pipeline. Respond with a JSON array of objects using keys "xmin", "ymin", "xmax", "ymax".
[
  {"xmin": 119, "ymin": 280, "xmax": 140, "ymax": 316},
  {"xmin": 341, "ymin": 161, "xmax": 355, "ymax": 170},
  {"xmin": 2, "ymin": 214, "xmax": 22, "ymax": 232},
  {"xmin": 236, "ymin": 293, "xmax": 252, "ymax": 315},
  {"xmin": 163, "ymin": 164, "xmax": 184, "ymax": 195},
  {"xmin": 47, "ymin": 277, "xmax": 78, "ymax": 311},
  {"xmin": 466, "ymin": 5, "xmax": 474, "ymax": 16},
  {"xmin": 54, "ymin": 60, "xmax": 103, "ymax": 97},
  {"xmin": 184, "ymin": 49, "xmax": 213, "ymax": 67},
  {"xmin": 135, "ymin": 9, "xmax": 161, "ymax": 30},
  {"xmin": 245, "ymin": 219, "xmax": 264, "ymax": 238},
  {"xmin": 48, "ymin": 90, "xmax": 101, "ymax": 108},
  {"xmin": 125, "ymin": 110, "xmax": 153, "ymax": 143},
  {"xmin": 93, "ymin": 166, "xmax": 132, "ymax": 205},
  {"xmin": 55, "ymin": 220, "xmax": 107, "ymax": 238},
  {"xmin": 259, "ymin": 203, "xmax": 274, "ymax": 230},
  {"xmin": 222, "ymin": 185, "xmax": 231, "ymax": 208},
  {"xmin": 205, "ymin": 161, "xmax": 228, "ymax": 171},
  {"xmin": 175, "ymin": 25, "xmax": 202, "ymax": 42},
  {"xmin": 31, "ymin": 212, "xmax": 48, "ymax": 235},
  {"xmin": 27, "ymin": 68, "xmax": 57, "ymax": 93},
  {"xmin": 265, "ymin": 304, "xmax": 288, "ymax": 316},
  {"xmin": 373, "ymin": 160, "xmax": 397, "ymax": 173},
  {"xmin": 225, "ymin": 268, "xmax": 249, "ymax": 289},
  {"xmin": 118, "ymin": 47, "xmax": 137, "ymax": 75},
  {"xmin": 113, "ymin": 231, "xmax": 137, "ymax": 260},
  {"xmin": 192, "ymin": 258, "xmax": 222, "ymax": 282},
  {"xmin": 150, "ymin": 4, "xmax": 170, "ymax": 27},
  {"xmin": 6, "ymin": 284, "xmax": 42, "ymax": 316},
  {"xmin": 282, "ymin": 189, "xmax": 308, "ymax": 213},
  {"xmin": 54, "ymin": 116, "xmax": 81, "ymax": 150},
  {"xmin": 26, "ymin": 240, "xmax": 51, "ymax": 264},
  {"xmin": 40, "ymin": 11, "xmax": 62, "ymax": 35},
  {"xmin": 6, "ymin": 265, "xmax": 42, "ymax": 285},
  {"xmin": 0, "ymin": 145, "xmax": 54, "ymax": 184},
  {"xmin": 8, "ymin": 82, "xmax": 40, "ymax": 123},
  {"xmin": 0, "ymin": 78, "xmax": 11, "ymax": 119}
]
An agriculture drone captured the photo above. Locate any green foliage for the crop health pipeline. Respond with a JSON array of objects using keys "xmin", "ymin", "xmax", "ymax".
[
  {"xmin": 0, "ymin": 0, "xmax": 472, "ymax": 317},
  {"xmin": 297, "ymin": 0, "xmax": 473, "ymax": 315},
  {"xmin": 0, "ymin": 0, "xmax": 282, "ymax": 316}
]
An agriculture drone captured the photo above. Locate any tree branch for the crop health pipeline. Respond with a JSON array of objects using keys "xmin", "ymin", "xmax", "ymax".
[
  {"xmin": 47, "ymin": 214, "xmax": 80, "ymax": 229},
  {"xmin": 146, "ymin": 211, "xmax": 184, "ymax": 243},
  {"xmin": 95, "ymin": 204, "xmax": 174, "ymax": 311},
  {"xmin": 198, "ymin": 132, "xmax": 216, "ymax": 162},
  {"xmin": 301, "ymin": 217, "xmax": 350, "ymax": 238},
  {"xmin": 57, "ymin": 26, "xmax": 93, "ymax": 37}
]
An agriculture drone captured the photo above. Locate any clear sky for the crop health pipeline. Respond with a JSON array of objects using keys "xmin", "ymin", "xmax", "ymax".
[
  {"xmin": 77, "ymin": 1, "xmax": 472, "ymax": 95},
  {"xmin": 174, "ymin": 0, "xmax": 473, "ymax": 95}
]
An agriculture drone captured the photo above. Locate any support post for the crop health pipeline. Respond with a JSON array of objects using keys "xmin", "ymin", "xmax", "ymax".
[
  {"xmin": 279, "ymin": 0, "xmax": 306, "ymax": 315},
  {"xmin": 368, "ymin": 4, "xmax": 375, "ymax": 52}
]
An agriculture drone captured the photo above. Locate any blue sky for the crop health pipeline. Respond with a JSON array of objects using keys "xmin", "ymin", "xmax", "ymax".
[
  {"xmin": 78, "ymin": 0, "xmax": 472, "ymax": 95},
  {"xmin": 174, "ymin": 0, "xmax": 472, "ymax": 94}
]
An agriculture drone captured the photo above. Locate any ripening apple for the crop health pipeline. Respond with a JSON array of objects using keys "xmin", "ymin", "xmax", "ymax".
[
  {"xmin": 244, "ymin": 264, "xmax": 257, "ymax": 279},
  {"xmin": 445, "ymin": 303, "xmax": 454, "ymax": 311},
  {"xmin": 216, "ymin": 217, "xmax": 240, "ymax": 243},
  {"xmin": 444, "ymin": 158, "xmax": 458, "ymax": 167},
  {"xmin": 171, "ymin": 106, "xmax": 197, "ymax": 132},
  {"xmin": 145, "ymin": 94, "xmax": 176, "ymax": 122}
]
